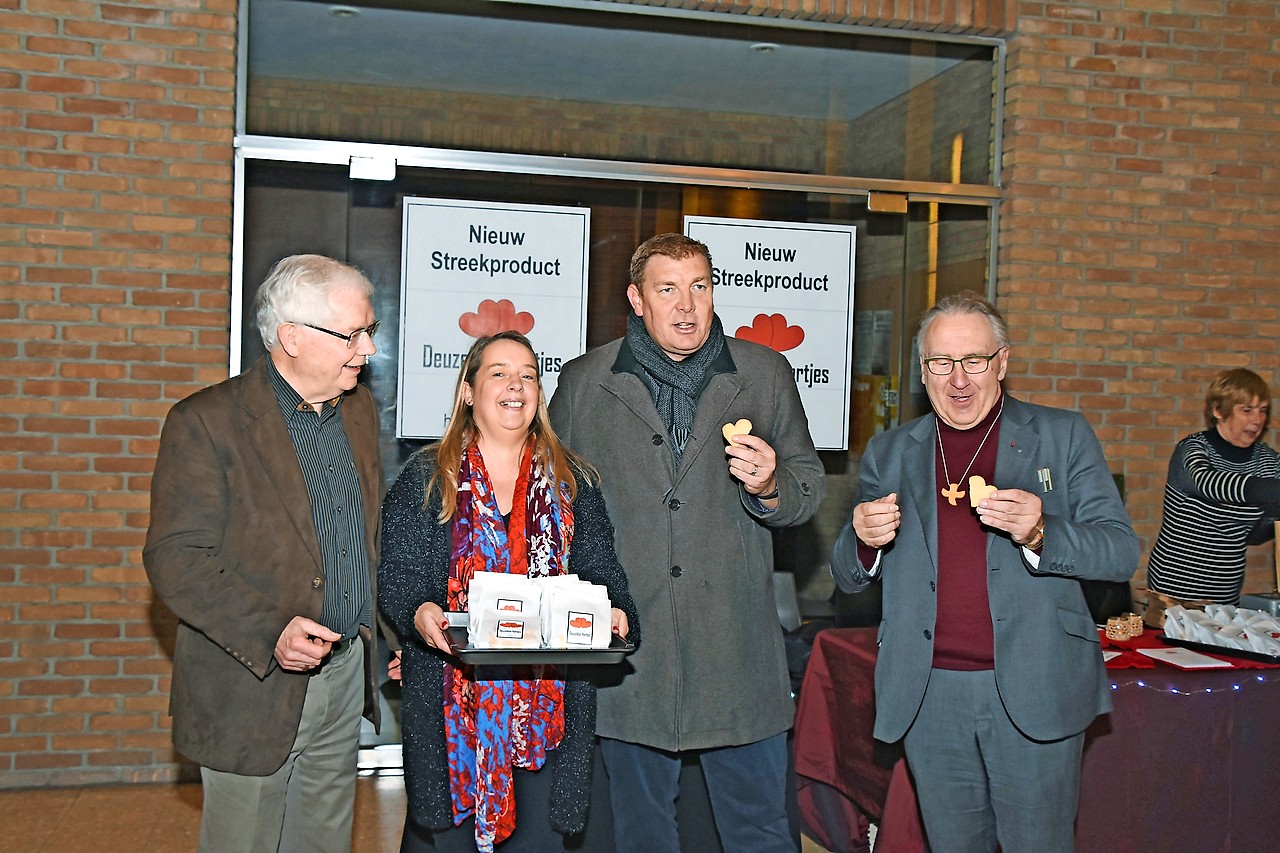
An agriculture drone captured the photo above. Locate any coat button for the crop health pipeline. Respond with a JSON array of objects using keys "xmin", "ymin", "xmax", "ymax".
[
  {"xmin": 923, "ymin": 629, "xmax": 932, "ymax": 640},
  {"xmin": 668, "ymin": 499, "xmax": 682, "ymax": 511},
  {"xmin": 652, "ymin": 434, "xmax": 663, "ymax": 445},
  {"xmin": 670, "ymin": 566, "xmax": 683, "ymax": 578},
  {"xmin": 930, "ymin": 581, "xmax": 936, "ymax": 591},
  {"xmin": 312, "ymin": 577, "xmax": 323, "ymax": 589}
]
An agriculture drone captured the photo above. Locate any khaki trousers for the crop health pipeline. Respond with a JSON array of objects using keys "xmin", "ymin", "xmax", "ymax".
[{"xmin": 198, "ymin": 637, "xmax": 364, "ymax": 853}]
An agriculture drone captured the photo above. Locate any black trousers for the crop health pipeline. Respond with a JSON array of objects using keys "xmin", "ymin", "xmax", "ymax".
[{"xmin": 400, "ymin": 750, "xmax": 566, "ymax": 853}]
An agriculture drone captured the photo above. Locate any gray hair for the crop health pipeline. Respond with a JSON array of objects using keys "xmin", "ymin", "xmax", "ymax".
[
  {"xmin": 253, "ymin": 254, "xmax": 373, "ymax": 350},
  {"xmin": 917, "ymin": 290, "xmax": 1010, "ymax": 352}
]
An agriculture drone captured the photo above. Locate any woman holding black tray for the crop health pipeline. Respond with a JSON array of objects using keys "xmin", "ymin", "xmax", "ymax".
[{"xmin": 379, "ymin": 331, "xmax": 638, "ymax": 853}]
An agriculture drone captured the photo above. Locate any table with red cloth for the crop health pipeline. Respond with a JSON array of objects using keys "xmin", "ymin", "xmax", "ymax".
[{"xmin": 793, "ymin": 626, "xmax": 1280, "ymax": 853}]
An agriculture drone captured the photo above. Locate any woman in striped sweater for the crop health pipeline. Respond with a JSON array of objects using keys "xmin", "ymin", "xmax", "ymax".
[{"xmin": 1147, "ymin": 369, "xmax": 1280, "ymax": 604}]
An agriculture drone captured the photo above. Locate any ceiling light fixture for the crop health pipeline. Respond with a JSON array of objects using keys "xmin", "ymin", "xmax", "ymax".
[
  {"xmin": 750, "ymin": 43, "xmax": 778, "ymax": 54},
  {"xmin": 349, "ymin": 156, "xmax": 396, "ymax": 181},
  {"xmin": 329, "ymin": 5, "xmax": 360, "ymax": 18}
]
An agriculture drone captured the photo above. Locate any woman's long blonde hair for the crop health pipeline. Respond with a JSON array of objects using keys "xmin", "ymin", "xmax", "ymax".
[{"xmin": 425, "ymin": 331, "xmax": 594, "ymax": 522}]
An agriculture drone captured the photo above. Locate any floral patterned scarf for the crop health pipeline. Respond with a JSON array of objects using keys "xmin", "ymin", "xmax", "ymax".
[{"xmin": 444, "ymin": 439, "xmax": 570, "ymax": 852}]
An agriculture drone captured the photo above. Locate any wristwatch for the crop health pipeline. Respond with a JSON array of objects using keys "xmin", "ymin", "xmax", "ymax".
[{"xmin": 1020, "ymin": 519, "xmax": 1045, "ymax": 552}]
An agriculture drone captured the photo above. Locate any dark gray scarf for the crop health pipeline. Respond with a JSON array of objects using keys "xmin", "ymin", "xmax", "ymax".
[{"xmin": 626, "ymin": 312, "xmax": 726, "ymax": 464}]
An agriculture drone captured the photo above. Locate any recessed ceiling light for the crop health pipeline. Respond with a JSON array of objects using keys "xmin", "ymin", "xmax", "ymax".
[
  {"xmin": 750, "ymin": 43, "xmax": 778, "ymax": 54},
  {"xmin": 329, "ymin": 5, "xmax": 360, "ymax": 18}
]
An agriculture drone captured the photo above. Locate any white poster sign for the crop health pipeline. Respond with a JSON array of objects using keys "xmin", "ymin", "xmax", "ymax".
[
  {"xmin": 685, "ymin": 216, "xmax": 856, "ymax": 450},
  {"xmin": 398, "ymin": 198, "xmax": 589, "ymax": 439}
]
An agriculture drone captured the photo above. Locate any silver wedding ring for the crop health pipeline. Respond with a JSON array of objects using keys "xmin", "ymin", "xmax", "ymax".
[{"xmin": 751, "ymin": 465, "xmax": 759, "ymax": 476}]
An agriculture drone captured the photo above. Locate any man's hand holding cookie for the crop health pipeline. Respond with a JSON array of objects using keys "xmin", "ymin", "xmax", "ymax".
[
  {"xmin": 723, "ymin": 419, "xmax": 779, "ymax": 501},
  {"xmin": 853, "ymin": 493, "xmax": 900, "ymax": 549},
  {"xmin": 972, "ymin": 482, "xmax": 1043, "ymax": 546}
]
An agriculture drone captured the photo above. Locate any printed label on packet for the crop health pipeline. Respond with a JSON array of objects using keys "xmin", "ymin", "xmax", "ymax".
[
  {"xmin": 497, "ymin": 598, "xmax": 523, "ymax": 612},
  {"xmin": 497, "ymin": 620, "xmax": 526, "ymax": 640},
  {"xmin": 566, "ymin": 611, "xmax": 595, "ymax": 646}
]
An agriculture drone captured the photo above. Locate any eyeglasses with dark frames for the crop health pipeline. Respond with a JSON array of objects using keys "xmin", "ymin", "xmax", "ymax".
[
  {"xmin": 299, "ymin": 320, "xmax": 380, "ymax": 349},
  {"xmin": 921, "ymin": 347, "xmax": 1006, "ymax": 376}
]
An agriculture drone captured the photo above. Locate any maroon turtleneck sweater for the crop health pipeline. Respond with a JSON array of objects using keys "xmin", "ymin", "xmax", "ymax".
[{"xmin": 931, "ymin": 398, "xmax": 1003, "ymax": 670}]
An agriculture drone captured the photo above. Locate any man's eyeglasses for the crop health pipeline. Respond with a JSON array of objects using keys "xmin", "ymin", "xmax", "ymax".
[
  {"xmin": 300, "ymin": 320, "xmax": 380, "ymax": 349},
  {"xmin": 921, "ymin": 348, "xmax": 1005, "ymax": 376}
]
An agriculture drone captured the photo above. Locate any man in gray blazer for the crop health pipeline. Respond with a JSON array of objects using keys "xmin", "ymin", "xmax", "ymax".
[
  {"xmin": 550, "ymin": 233, "xmax": 824, "ymax": 852},
  {"xmin": 144, "ymin": 255, "xmax": 383, "ymax": 853},
  {"xmin": 830, "ymin": 291, "xmax": 1137, "ymax": 853}
]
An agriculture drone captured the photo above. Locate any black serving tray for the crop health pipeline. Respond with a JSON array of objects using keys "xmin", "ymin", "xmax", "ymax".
[
  {"xmin": 444, "ymin": 612, "xmax": 634, "ymax": 665},
  {"xmin": 1161, "ymin": 633, "xmax": 1280, "ymax": 665}
]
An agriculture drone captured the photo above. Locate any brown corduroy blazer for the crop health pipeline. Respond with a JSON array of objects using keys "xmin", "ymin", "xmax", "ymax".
[{"xmin": 143, "ymin": 357, "xmax": 382, "ymax": 775}]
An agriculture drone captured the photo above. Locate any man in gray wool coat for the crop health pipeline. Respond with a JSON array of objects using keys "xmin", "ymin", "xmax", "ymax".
[{"xmin": 549, "ymin": 232, "xmax": 825, "ymax": 852}]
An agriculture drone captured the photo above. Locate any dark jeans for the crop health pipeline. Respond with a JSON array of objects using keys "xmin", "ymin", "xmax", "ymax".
[{"xmin": 600, "ymin": 734, "xmax": 797, "ymax": 853}]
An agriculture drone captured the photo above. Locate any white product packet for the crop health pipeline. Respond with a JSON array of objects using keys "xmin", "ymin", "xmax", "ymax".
[
  {"xmin": 467, "ymin": 571, "xmax": 544, "ymax": 649},
  {"xmin": 1205, "ymin": 604, "xmax": 1238, "ymax": 625},
  {"xmin": 1242, "ymin": 625, "xmax": 1280, "ymax": 656},
  {"xmin": 538, "ymin": 576, "xmax": 613, "ymax": 649},
  {"xmin": 1162, "ymin": 606, "xmax": 1188, "ymax": 640},
  {"xmin": 1242, "ymin": 609, "xmax": 1280, "ymax": 634}
]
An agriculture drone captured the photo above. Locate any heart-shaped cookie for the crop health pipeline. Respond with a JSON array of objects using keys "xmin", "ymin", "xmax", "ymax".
[
  {"xmin": 968, "ymin": 475, "xmax": 997, "ymax": 507},
  {"xmin": 722, "ymin": 418, "xmax": 752, "ymax": 446}
]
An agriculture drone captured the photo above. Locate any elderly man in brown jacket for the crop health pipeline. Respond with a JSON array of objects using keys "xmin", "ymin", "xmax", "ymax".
[
  {"xmin": 144, "ymin": 255, "xmax": 383, "ymax": 853},
  {"xmin": 550, "ymin": 233, "xmax": 825, "ymax": 852}
]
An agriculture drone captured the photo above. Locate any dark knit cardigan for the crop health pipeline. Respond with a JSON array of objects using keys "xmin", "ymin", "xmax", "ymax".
[{"xmin": 377, "ymin": 451, "xmax": 640, "ymax": 836}]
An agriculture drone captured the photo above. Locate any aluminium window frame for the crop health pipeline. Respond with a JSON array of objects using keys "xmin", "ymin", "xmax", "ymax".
[{"xmin": 230, "ymin": 0, "xmax": 1007, "ymax": 372}]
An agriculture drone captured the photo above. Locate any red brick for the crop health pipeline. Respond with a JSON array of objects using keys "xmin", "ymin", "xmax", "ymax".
[
  {"xmin": 17, "ymin": 678, "xmax": 84, "ymax": 696},
  {"xmin": 14, "ymin": 753, "xmax": 83, "ymax": 770}
]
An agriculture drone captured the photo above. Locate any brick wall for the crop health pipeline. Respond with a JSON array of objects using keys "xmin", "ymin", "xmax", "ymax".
[
  {"xmin": 997, "ymin": 0, "xmax": 1280, "ymax": 588},
  {"xmin": 1, "ymin": 0, "xmax": 1277, "ymax": 788},
  {"xmin": 0, "ymin": 0, "xmax": 236, "ymax": 786}
]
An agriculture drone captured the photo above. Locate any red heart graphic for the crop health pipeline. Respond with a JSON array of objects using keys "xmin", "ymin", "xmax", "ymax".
[
  {"xmin": 458, "ymin": 299, "xmax": 535, "ymax": 337},
  {"xmin": 735, "ymin": 313, "xmax": 804, "ymax": 352}
]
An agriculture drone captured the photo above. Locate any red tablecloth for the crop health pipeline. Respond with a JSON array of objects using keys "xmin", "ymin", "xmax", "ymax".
[
  {"xmin": 792, "ymin": 628, "xmax": 925, "ymax": 853},
  {"xmin": 793, "ymin": 627, "xmax": 1280, "ymax": 853},
  {"xmin": 1100, "ymin": 626, "xmax": 1280, "ymax": 669}
]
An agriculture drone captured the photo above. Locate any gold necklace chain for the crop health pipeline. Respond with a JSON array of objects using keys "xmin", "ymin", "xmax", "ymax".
[{"xmin": 937, "ymin": 396, "xmax": 1005, "ymax": 507}]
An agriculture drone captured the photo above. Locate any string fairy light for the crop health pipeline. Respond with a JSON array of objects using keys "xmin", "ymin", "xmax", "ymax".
[{"xmin": 1108, "ymin": 671, "xmax": 1275, "ymax": 696}]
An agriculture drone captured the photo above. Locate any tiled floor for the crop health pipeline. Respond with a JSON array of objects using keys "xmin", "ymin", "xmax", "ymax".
[
  {"xmin": 0, "ymin": 775, "xmax": 407, "ymax": 853},
  {"xmin": 0, "ymin": 774, "xmax": 838, "ymax": 851}
]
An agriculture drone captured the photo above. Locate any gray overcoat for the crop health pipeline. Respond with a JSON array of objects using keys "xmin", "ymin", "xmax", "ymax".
[{"xmin": 549, "ymin": 336, "xmax": 825, "ymax": 751}]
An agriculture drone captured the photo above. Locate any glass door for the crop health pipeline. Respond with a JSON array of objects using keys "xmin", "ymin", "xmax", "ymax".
[{"xmin": 238, "ymin": 157, "xmax": 995, "ymax": 750}]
